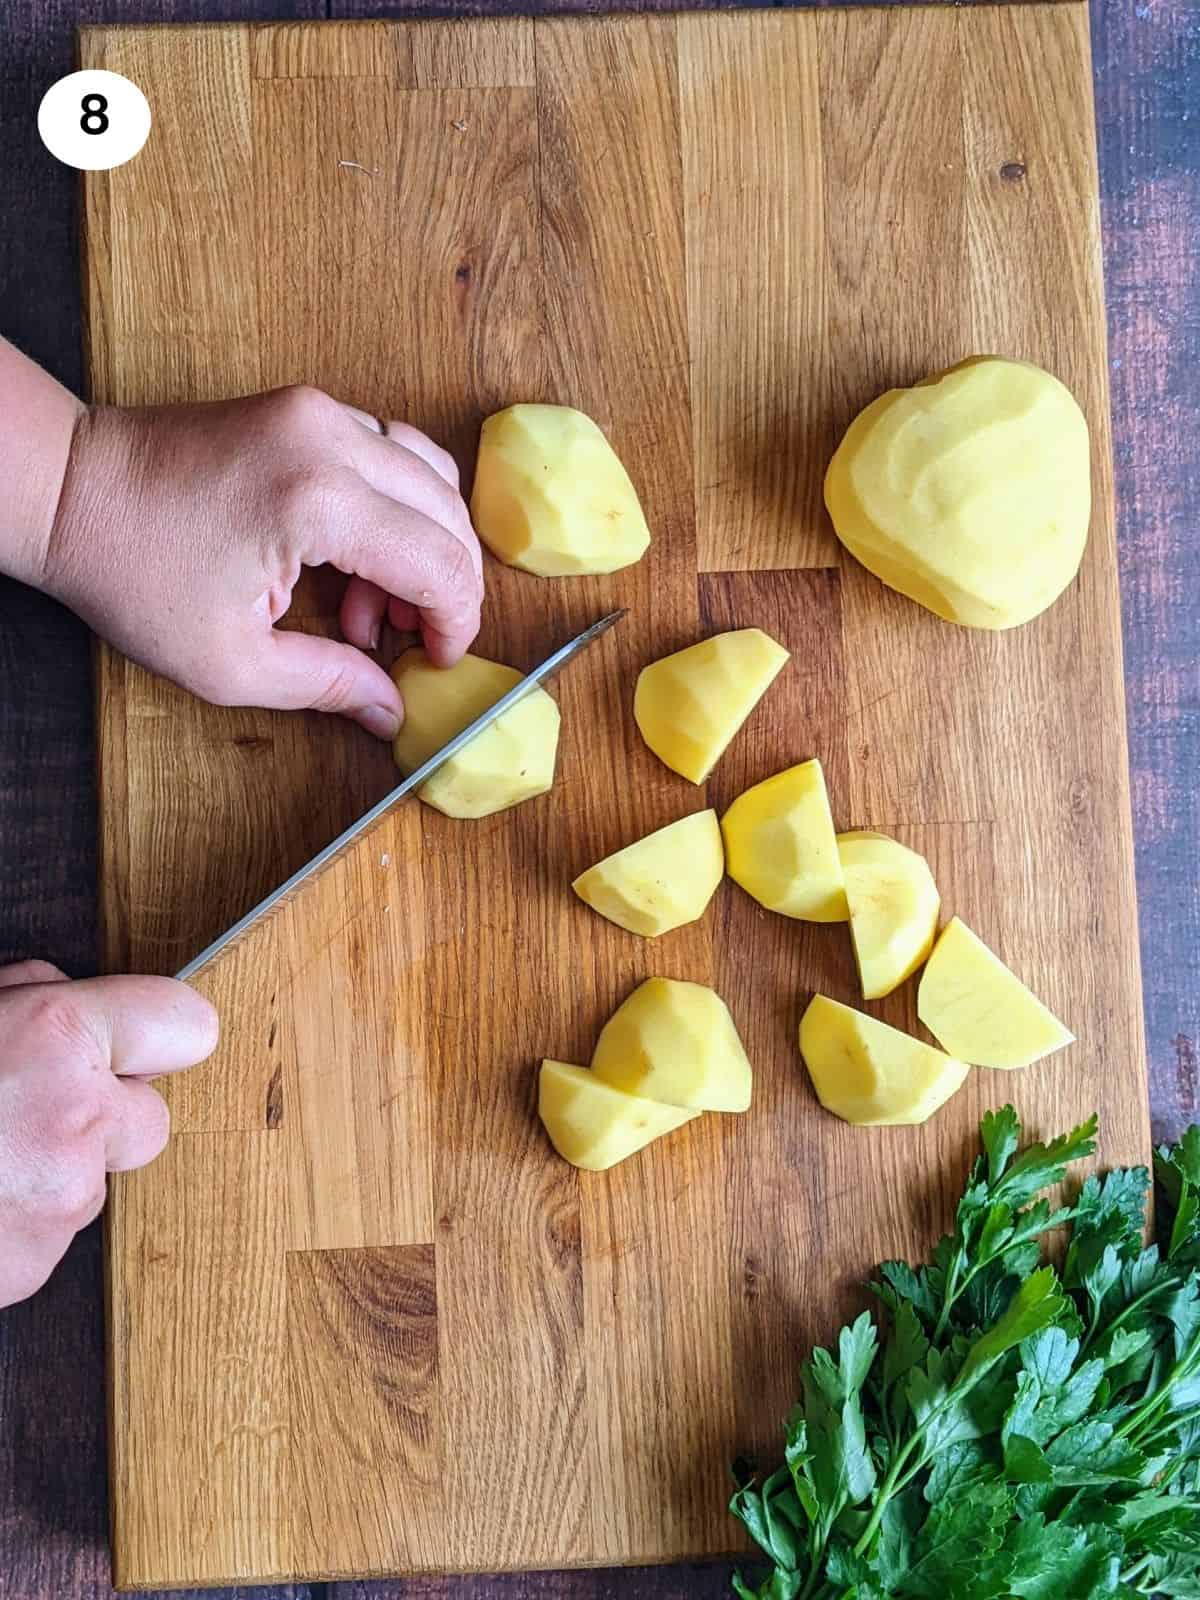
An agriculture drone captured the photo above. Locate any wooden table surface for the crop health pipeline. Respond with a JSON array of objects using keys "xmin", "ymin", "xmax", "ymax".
[{"xmin": 0, "ymin": 1, "xmax": 1196, "ymax": 1598}]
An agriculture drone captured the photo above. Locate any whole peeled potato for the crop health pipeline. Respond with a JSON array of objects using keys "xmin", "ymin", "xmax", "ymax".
[{"xmin": 824, "ymin": 356, "xmax": 1091, "ymax": 629}]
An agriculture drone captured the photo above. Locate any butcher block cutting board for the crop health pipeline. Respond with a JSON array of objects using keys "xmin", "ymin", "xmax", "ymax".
[{"xmin": 82, "ymin": 4, "xmax": 1148, "ymax": 1588}]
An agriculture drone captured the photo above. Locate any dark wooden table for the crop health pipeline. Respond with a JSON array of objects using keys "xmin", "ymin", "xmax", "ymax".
[{"xmin": 1, "ymin": 1, "xmax": 1196, "ymax": 1596}]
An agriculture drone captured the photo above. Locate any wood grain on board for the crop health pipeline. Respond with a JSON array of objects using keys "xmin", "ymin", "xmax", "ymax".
[{"xmin": 79, "ymin": 4, "xmax": 1147, "ymax": 1588}]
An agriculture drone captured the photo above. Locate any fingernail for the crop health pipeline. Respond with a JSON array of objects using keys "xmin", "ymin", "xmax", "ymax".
[{"xmin": 359, "ymin": 704, "xmax": 401, "ymax": 740}]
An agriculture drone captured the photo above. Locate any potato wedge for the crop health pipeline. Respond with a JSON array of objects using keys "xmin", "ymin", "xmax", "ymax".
[
  {"xmin": 722, "ymin": 759, "xmax": 847, "ymax": 922},
  {"xmin": 591, "ymin": 977, "xmax": 753, "ymax": 1112},
  {"xmin": 837, "ymin": 830, "xmax": 940, "ymax": 998},
  {"xmin": 471, "ymin": 405, "xmax": 651, "ymax": 577},
  {"xmin": 538, "ymin": 1060, "xmax": 697, "ymax": 1171},
  {"xmin": 391, "ymin": 647, "xmax": 559, "ymax": 819},
  {"xmin": 634, "ymin": 629, "xmax": 789, "ymax": 784},
  {"xmin": 918, "ymin": 916, "xmax": 1074, "ymax": 1068},
  {"xmin": 799, "ymin": 994, "xmax": 969, "ymax": 1126},
  {"xmin": 572, "ymin": 810, "xmax": 724, "ymax": 938}
]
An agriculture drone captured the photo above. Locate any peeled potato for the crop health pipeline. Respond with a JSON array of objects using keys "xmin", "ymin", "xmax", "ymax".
[
  {"xmin": 591, "ymin": 977, "xmax": 753, "ymax": 1112},
  {"xmin": 538, "ymin": 1060, "xmax": 697, "ymax": 1171},
  {"xmin": 572, "ymin": 810, "xmax": 724, "ymax": 938},
  {"xmin": 837, "ymin": 831, "xmax": 940, "ymax": 999},
  {"xmin": 391, "ymin": 648, "xmax": 559, "ymax": 819},
  {"xmin": 918, "ymin": 916, "xmax": 1074, "ymax": 1069},
  {"xmin": 824, "ymin": 356, "xmax": 1091, "ymax": 629},
  {"xmin": 470, "ymin": 405, "xmax": 651, "ymax": 577},
  {"xmin": 634, "ymin": 629, "xmax": 789, "ymax": 784},
  {"xmin": 722, "ymin": 759, "xmax": 847, "ymax": 922},
  {"xmin": 799, "ymin": 994, "xmax": 969, "ymax": 1126}
]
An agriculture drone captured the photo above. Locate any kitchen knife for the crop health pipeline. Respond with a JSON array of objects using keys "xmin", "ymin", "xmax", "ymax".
[{"xmin": 176, "ymin": 609, "xmax": 626, "ymax": 981}]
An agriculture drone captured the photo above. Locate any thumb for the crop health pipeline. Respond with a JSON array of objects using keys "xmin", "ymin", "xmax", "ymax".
[{"xmin": 263, "ymin": 630, "xmax": 404, "ymax": 740}]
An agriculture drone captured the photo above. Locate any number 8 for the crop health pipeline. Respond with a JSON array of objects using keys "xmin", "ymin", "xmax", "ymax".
[{"xmin": 80, "ymin": 93, "xmax": 109, "ymax": 136}]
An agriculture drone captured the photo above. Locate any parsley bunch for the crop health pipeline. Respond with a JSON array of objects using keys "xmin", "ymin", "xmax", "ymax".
[{"xmin": 731, "ymin": 1108, "xmax": 1200, "ymax": 1600}]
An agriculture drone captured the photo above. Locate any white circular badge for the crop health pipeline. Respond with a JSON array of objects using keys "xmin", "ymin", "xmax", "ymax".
[{"xmin": 37, "ymin": 70, "xmax": 151, "ymax": 172}]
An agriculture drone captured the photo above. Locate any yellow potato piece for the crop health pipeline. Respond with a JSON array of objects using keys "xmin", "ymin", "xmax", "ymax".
[
  {"xmin": 799, "ymin": 994, "xmax": 969, "ymax": 1127},
  {"xmin": 471, "ymin": 405, "xmax": 651, "ymax": 577},
  {"xmin": 837, "ymin": 830, "xmax": 940, "ymax": 999},
  {"xmin": 918, "ymin": 916, "xmax": 1074, "ymax": 1069},
  {"xmin": 634, "ymin": 629, "xmax": 790, "ymax": 784},
  {"xmin": 591, "ymin": 977, "xmax": 753, "ymax": 1112},
  {"xmin": 572, "ymin": 810, "xmax": 724, "ymax": 938},
  {"xmin": 722, "ymin": 759, "xmax": 848, "ymax": 922},
  {"xmin": 538, "ymin": 1060, "xmax": 697, "ymax": 1172},
  {"xmin": 824, "ymin": 356, "xmax": 1091, "ymax": 629},
  {"xmin": 391, "ymin": 647, "xmax": 559, "ymax": 820}
]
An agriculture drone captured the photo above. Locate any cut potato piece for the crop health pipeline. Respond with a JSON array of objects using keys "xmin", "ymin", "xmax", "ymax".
[
  {"xmin": 837, "ymin": 831, "xmax": 940, "ymax": 999},
  {"xmin": 799, "ymin": 994, "xmax": 969, "ymax": 1126},
  {"xmin": 918, "ymin": 916, "xmax": 1074, "ymax": 1069},
  {"xmin": 722, "ymin": 759, "xmax": 847, "ymax": 922},
  {"xmin": 471, "ymin": 405, "xmax": 651, "ymax": 577},
  {"xmin": 824, "ymin": 356, "xmax": 1091, "ymax": 630},
  {"xmin": 591, "ymin": 977, "xmax": 753, "ymax": 1112},
  {"xmin": 391, "ymin": 647, "xmax": 559, "ymax": 819},
  {"xmin": 538, "ymin": 1060, "xmax": 697, "ymax": 1171},
  {"xmin": 634, "ymin": 629, "xmax": 789, "ymax": 784},
  {"xmin": 572, "ymin": 810, "xmax": 724, "ymax": 938}
]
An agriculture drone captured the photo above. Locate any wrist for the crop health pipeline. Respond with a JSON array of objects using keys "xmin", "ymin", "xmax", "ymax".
[{"xmin": 0, "ymin": 338, "xmax": 87, "ymax": 591}]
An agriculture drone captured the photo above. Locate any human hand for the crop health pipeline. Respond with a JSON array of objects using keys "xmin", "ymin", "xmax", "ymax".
[
  {"xmin": 0, "ymin": 961, "xmax": 218, "ymax": 1309},
  {"xmin": 42, "ymin": 387, "xmax": 483, "ymax": 739}
]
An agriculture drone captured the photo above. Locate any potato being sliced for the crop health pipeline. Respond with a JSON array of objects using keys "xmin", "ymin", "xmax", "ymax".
[
  {"xmin": 837, "ymin": 831, "xmax": 940, "ymax": 999},
  {"xmin": 538, "ymin": 1060, "xmax": 697, "ymax": 1171},
  {"xmin": 918, "ymin": 917, "xmax": 1074, "ymax": 1069},
  {"xmin": 591, "ymin": 977, "xmax": 753, "ymax": 1112},
  {"xmin": 722, "ymin": 759, "xmax": 847, "ymax": 922},
  {"xmin": 471, "ymin": 405, "xmax": 651, "ymax": 577},
  {"xmin": 799, "ymin": 994, "xmax": 969, "ymax": 1126},
  {"xmin": 634, "ymin": 629, "xmax": 789, "ymax": 784},
  {"xmin": 391, "ymin": 648, "xmax": 559, "ymax": 819},
  {"xmin": 572, "ymin": 810, "xmax": 724, "ymax": 938}
]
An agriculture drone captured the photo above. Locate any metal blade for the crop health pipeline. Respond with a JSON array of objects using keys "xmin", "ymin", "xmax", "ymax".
[{"xmin": 175, "ymin": 609, "xmax": 626, "ymax": 981}]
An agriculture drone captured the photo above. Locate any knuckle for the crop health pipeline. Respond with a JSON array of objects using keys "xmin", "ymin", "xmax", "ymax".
[
  {"xmin": 18, "ymin": 987, "xmax": 96, "ymax": 1058},
  {"xmin": 271, "ymin": 382, "xmax": 339, "ymax": 435}
]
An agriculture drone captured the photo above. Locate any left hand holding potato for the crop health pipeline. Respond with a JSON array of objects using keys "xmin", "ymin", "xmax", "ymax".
[{"xmin": 39, "ymin": 384, "xmax": 483, "ymax": 739}]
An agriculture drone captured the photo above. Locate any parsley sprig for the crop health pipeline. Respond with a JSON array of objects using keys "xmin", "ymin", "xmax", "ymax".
[{"xmin": 731, "ymin": 1108, "xmax": 1200, "ymax": 1600}]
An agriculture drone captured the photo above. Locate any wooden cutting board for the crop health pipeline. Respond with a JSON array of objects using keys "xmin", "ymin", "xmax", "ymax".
[{"xmin": 82, "ymin": 4, "xmax": 1148, "ymax": 1588}]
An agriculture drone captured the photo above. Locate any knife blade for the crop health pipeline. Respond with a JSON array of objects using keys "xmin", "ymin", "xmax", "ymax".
[{"xmin": 175, "ymin": 609, "xmax": 626, "ymax": 982}]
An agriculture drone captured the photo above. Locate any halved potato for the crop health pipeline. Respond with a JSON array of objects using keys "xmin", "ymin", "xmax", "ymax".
[
  {"xmin": 837, "ymin": 831, "xmax": 940, "ymax": 999},
  {"xmin": 471, "ymin": 405, "xmax": 651, "ymax": 577},
  {"xmin": 591, "ymin": 977, "xmax": 753, "ymax": 1112},
  {"xmin": 572, "ymin": 810, "xmax": 724, "ymax": 938},
  {"xmin": 918, "ymin": 917, "xmax": 1074, "ymax": 1069},
  {"xmin": 722, "ymin": 759, "xmax": 847, "ymax": 922},
  {"xmin": 634, "ymin": 629, "xmax": 789, "ymax": 784},
  {"xmin": 538, "ymin": 1060, "xmax": 697, "ymax": 1171},
  {"xmin": 799, "ymin": 994, "xmax": 969, "ymax": 1126},
  {"xmin": 391, "ymin": 648, "xmax": 559, "ymax": 819}
]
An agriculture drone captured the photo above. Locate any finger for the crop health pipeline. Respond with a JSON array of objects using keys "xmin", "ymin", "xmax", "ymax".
[
  {"xmin": 105, "ymin": 1079, "xmax": 171, "ymax": 1172},
  {"xmin": 66, "ymin": 975, "xmax": 220, "ymax": 1078},
  {"xmin": 338, "ymin": 403, "xmax": 384, "ymax": 435},
  {"xmin": 379, "ymin": 421, "xmax": 461, "ymax": 491},
  {"xmin": 388, "ymin": 596, "xmax": 420, "ymax": 634},
  {"xmin": 320, "ymin": 483, "xmax": 482, "ymax": 667},
  {"xmin": 265, "ymin": 629, "xmax": 405, "ymax": 740},
  {"xmin": 340, "ymin": 575, "xmax": 390, "ymax": 651},
  {"xmin": 0, "ymin": 959, "xmax": 68, "ymax": 990},
  {"xmin": 348, "ymin": 428, "xmax": 482, "ymax": 583}
]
